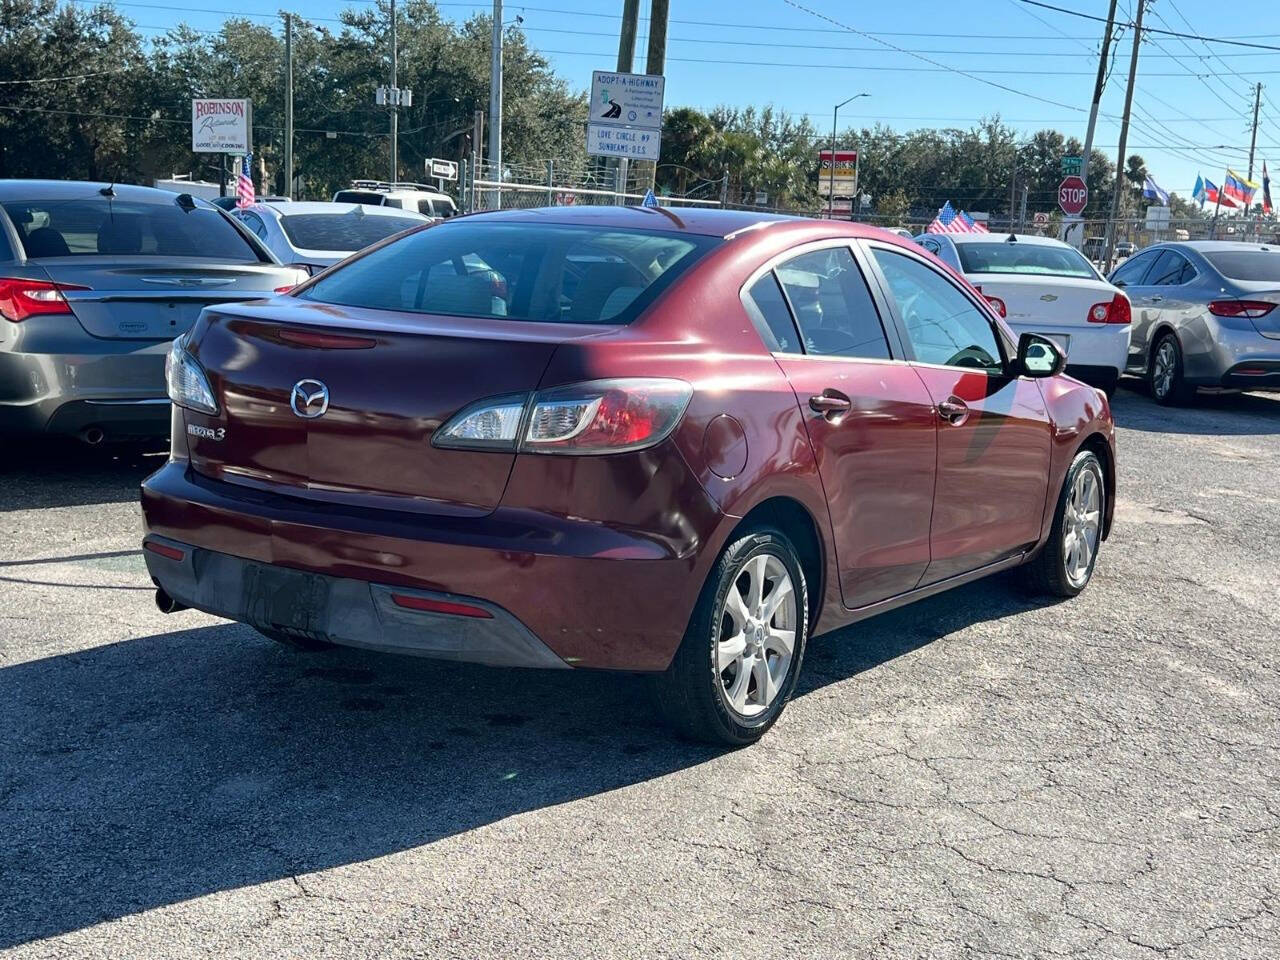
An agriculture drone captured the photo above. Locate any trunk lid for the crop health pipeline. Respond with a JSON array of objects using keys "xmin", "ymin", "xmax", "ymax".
[
  {"xmin": 1220, "ymin": 284, "xmax": 1280, "ymax": 339},
  {"xmin": 968, "ymin": 273, "xmax": 1118, "ymax": 330},
  {"xmin": 38, "ymin": 258, "xmax": 296, "ymax": 340},
  {"xmin": 185, "ymin": 300, "xmax": 606, "ymax": 517}
]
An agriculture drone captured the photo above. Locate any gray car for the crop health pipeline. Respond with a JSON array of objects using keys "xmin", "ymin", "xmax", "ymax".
[
  {"xmin": 0, "ymin": 180, "xmax": 305, "ymax": 441},
  {"xmin": 1108, "ymin": 240, "xmax": 1280, "ymax": 403}
]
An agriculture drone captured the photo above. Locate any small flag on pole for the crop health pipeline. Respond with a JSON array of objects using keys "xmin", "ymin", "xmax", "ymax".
[
  {"xmin": 236, "ymin": 153, "xmax": 255, "ymax": 208},
  {"xmin": 1193, "ymin": 174, "xmax": 1207, "ymax": 206},
  {"xmin": 1264, "ymin": 162, "xmax": 1273, "ymax": 214},
  {"xmin": 1222, "ymin": 169, "xmax": 1258, "ymax": 208},
  {"xmin": 641, "ymin": 188, "xmax": 658, "ymax": 208},
  {"xmin": 927, "ymin": 201, "xmax": 985, "ymax": 234},
  {"xmin": 1142, "ymin": 175, "xmax": 1170, "ymax": 206}
]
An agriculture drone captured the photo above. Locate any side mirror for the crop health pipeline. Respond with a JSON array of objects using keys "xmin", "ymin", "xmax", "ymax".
[
  {"xmin": 1112, "ymin": 278, "xmax": 1127, "ymax": 288},
  {"xmin": 1016, "ymin": 332, "xmax": 1066, "ymax": 378}
]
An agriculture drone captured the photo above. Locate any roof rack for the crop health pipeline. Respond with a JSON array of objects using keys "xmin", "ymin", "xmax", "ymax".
[{"xmin": 348, "ymin": 179, "xmax": 444, "ymax": 193}]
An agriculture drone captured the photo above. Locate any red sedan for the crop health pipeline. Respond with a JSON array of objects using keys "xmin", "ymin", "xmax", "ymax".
[{"xmin": 143, "ymin": 206, "xmax": 1115, "ymax": 745}]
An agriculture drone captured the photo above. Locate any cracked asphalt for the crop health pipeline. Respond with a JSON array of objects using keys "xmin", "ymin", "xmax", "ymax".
[{"xmin": 1, "ymin": 385, "xmax": 1277, "ymax": 959}]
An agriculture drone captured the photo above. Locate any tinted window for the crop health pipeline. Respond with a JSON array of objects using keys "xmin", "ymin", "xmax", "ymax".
[
  {"xmin": 1146, "ymin": 249, "xmax": 1192, "ymax": 286},
  {"xmin": 872, "ymin": 248, "xmax": 1003, "ymax": 373},
  {"xmin": 746, "ymin": 273, "xmax": 801, "ymax": 353},
  {"xmin": 333, "ymin": 191, "xmax": 386, "ymax": 205},
  {"xmin": 1109, "ymin": 250, "xmax": 1158, "ymax": 287},
  {"xmin": 1203, "ymin": 250, "xmax": 1280, "ymax": 281},
  {"xmin": 417, "ymin": 199, "xmax": 435, "ymax": 217},
  {"xmin": 279, "ymin": 213, "xmax": 423, "ymax": 251},
  {"xmin": 774, "ymin": 247, "xmax": 890, "ymax": 359},
  {"xmin": 302, "ymin": 222, "xmax": 717, "ymax": 324},
  {"xmin": 235, "ymin": 211, "xmax": 268, "ymax": 240},
  {"xmin": 1, "ymin": 198, "xmax": 261, "ymax": 260},
  {"xmin": 955, "ymin": 241, "xmax": 1097, "ymax": 279},
  {"xmin": 916, "ymin": 237, "xmax": 943, "ymax": 255}
]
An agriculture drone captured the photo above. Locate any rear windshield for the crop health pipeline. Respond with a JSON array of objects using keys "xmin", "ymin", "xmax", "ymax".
[
  {"xmin": 2, "ymin": 198, "xmax": 260, "ymax": 260},
  {"xmin": 279, "ymin": 213, "xmax": 423, "ymax": 251},
  {"xmin": 956, "ymin": 242, "xmax": 1098, "ymax": 279},
  {"xmin": 333, "ymin": 191, "xmax": 386, "ymax": 205},
  {"xmin": 300, "ymin": 221, "xmax": 719, "ymax": 324},
  {"xmin": 1204, "ymin": 250, "xmax": 1280, "ymax": 282}
]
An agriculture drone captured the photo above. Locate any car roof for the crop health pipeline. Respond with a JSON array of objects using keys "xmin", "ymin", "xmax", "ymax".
[
  {"xmin": 458, "ymin": 205, "xmax": 904, "ymax": 239},
  {"xmin": 0, "ymin": 179, "xmax": 210, "ymax": 203},
  {"xmin": 1169, "ymin": 240, "xmax": 1277, "ymax": 252},
  {"xmin": 249, "ymin": 201, "xmax": 430, "ymax": 220}
]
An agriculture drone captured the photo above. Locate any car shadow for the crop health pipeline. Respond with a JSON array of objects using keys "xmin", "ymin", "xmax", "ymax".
[
  {"xmin": 0, "ymin": 438, "xmax": 168, "ymax": 512},
  {"xmin": 0, "ymin": 577, "xmax": 1033, "ymax": 947},
  {"xmin": 1113, "ymin": 379, "xmax": 1280, "ymax": 435}
]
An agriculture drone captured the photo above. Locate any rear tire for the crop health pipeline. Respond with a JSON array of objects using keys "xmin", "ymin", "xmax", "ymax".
[
  {"xmin": 654, "ymin": 527, "xmax": 809, "ymax": 746},
  {"xmin": 1149, "ymin": 332, "xmax": 1193, "ymax": 405},
  {"xmin": 1019, "ymin": 450, "xmax": 1106, "ymax": 598}
]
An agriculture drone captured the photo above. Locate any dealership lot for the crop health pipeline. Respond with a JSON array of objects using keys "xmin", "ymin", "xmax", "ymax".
[{"xmin": 1, "ymin": 388, "xmax": 1277, "ymax": 959}]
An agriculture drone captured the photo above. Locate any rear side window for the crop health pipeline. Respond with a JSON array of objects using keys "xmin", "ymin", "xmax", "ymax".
[
  {"xmin": 1, "ymin": 198, "xmax": 260, "ymax": 260},
  {"xmin": 1203, "ymin": 250, "xmax": 1280, "ymax": 282},
  {"xmin": 746, "ymin": 273, "xmax": 801, "ymax": 353},
  {"xmin": 301, "ymin": 221, "xmax": 719, "ymax": 324},
  {"xmin": 775, "ymin": 247, "xmax": 891, "ymax": 359},
  {"xmin": 279, "ymin": 213, "xmax": 423, "ymax": 251}
]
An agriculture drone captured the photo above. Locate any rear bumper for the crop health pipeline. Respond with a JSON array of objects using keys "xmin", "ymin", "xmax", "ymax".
[
  {"xmin": 1005, "ymin": 320, "xmax": 1129, "ymax": 374},
  {"xmin": 140, "ymin": 460, "xmax": 719, "ymax": 671},
  {"xmin": 1219, "ymin": 360, "xmax": 1280, "ymax": 390}
]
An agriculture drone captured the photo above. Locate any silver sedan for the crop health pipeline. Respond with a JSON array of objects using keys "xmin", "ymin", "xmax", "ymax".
[{"xmin": 1108, "ymin": 240, "xmax": 1280, "ymax": 403}]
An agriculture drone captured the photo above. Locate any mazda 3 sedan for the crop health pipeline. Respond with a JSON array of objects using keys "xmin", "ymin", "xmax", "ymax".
[{"xmin": 142, "ymin": 207, "xmax": 1116, "ymax": 745}]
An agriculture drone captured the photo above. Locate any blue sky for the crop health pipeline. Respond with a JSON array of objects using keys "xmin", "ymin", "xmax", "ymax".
[{"xmin": 115, "ymin": 0, "xmax": 1280, "ymax": 201}]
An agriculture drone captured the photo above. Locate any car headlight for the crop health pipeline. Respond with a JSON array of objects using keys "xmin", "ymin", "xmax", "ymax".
[{"xmin": 166, "ymin": 338, "xmax": 219, "ymax": 416}]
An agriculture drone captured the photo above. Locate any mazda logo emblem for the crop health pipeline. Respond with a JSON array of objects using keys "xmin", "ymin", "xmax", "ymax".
[{"xmin": 290, "ymin": 379, "xmax": 330, "ymax": 419}]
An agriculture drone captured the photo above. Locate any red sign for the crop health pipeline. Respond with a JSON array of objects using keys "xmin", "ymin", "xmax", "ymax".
[{"xmin": 1058, "ymin": 175, "xmax": 1088, "ymax": 216}]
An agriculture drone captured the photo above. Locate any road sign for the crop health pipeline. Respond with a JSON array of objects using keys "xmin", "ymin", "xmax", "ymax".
[
  {"xmin": 590, "ymin": 71, "xmax": 664, "ymax": 129},
  {"xmin": 586, "ymin": 123, "xmax": 660, "ymax": 161},
  {"xmin": 818, "ymin": 150, "xmax": 858, "ymax": 197},
  {"xmin": 1058, "ymin": 175, "xmax": 1088, "ymax": 216},
  {"xmin": 192, "ymin": 99, "xmax": 252, "ymax": 153},
  {"xmin": 1033, "ymin": 211, "xmax": 1049, "ymax": 226},
  {"xmin": 1061, "ymin": 155, "xmax": 1083, "ymax": 177},
  {"xmin": 427, "ymin": 158, "xmax": 458, "ymax": 181}
]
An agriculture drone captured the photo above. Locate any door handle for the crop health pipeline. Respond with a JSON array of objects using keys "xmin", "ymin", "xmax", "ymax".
[
  {"xmin": 809, "ymin": 390, "xmax": 852, "ymax": 417},
  {"xmin": 1145, "ymin": 295, "xmax": 1164, "ymax": 303},
  {"xmin": 937, "ymin": 397, "xmax": 970, "ymax": 425}
]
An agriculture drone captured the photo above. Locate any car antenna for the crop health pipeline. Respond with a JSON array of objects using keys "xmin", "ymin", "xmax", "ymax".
[
  {"xmin": 99, "ymin": 183, "xmax": 115, "ymax": 197},
  {"xmin": 1007, "ymin": 232, "xmax": 1017, "ymax": 242},
  {"xmin": 175, "ymin": 192, "xmax": 197, "ymax": 211}
]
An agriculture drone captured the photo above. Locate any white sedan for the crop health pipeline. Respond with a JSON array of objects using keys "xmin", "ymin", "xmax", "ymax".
[
  {"xmin": 915, "ymin": 232, "xmax": 1131, "ymax": 395},
  {"xmin": 231, "ymin": 201, "xmax": 430, "ymax": 274}
]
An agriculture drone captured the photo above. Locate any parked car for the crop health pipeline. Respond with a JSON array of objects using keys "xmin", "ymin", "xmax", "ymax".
[
  {"xmin": 143, "ymin": 207, "xmax": 1115, "ymax": 744},
  {"xmin": 915, "ymin": 232, "xmax": 1131, "ymax": 395},
  {"xmin": 211, "ymin": 195, "xmax": 290, "ymax": 211},
  {"xmin": 0, "ymin": 180, "xmax": 307, "ymax": 442},
  {"xmin": 231, "ymin": 201, "xmax": 429, "ymax": 273},
  {"xmin": 332, "ymin": 180, "xmax": 458, "ymax": 219},
  {"xmin": 1107, "ymin": 240, "xmax": 1280, "ymax": 403},
  {"xmin": 1115, "ymin": 240, "xmax": 1136, "ymax": 258}
]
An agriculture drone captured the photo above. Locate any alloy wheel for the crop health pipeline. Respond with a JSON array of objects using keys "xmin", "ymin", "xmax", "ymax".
[
  {"xmin": 1152, "ymin": 339, "xmax": 1176, "ymax": 399},
  {"xmin": 716, "ymin": 554, "xmax": 797, "ymax": 718},
  {"xmin": 1063, "ymin": 462, "xmax": 1103, "ymax": 589}
]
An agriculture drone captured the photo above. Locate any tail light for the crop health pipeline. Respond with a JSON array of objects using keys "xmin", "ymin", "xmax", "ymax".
[
  {"xmin": 432, "ymin": 378, "xmax": 693, "ymax": 455},
  {"xmin": 0, "ymin": 277, "xmax": 89, "ymax": 322},
  {"xmin": 983, "ymin": 295, "xmax": 1007, "ymax": 318},
  {"xmin": 1208, "ymin": 300, "xmax": 1277, "ymax": 319},
  {"xmin": 166, "ymin": 338, "xmax": 219, "ymax": 416},
  {"xmin": 1087, "ymin": 293, "xmax": 1132, "ymax": 324}
]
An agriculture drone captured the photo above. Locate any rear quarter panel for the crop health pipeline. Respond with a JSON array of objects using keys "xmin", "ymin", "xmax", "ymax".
[{"xmin": 1037, "ymin": 375, "xmax": 1117, "ymax": 540}]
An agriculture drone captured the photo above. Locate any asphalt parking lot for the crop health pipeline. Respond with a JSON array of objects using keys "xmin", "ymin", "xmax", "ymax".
[{"xmin": 1, "ymin": 386, "xmax": 1278, "ymax": 959}]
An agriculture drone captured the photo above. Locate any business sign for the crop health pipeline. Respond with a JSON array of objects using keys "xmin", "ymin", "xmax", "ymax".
[
  {"xmin": 1058, "ymin": 175, "xmax": 1088, "ymax": 216},
  {"xmin": 818, "ymin": 150, "xmax": 858, "ymax": 196},
  {"xmin": 428, "ymin": 157, "xmax": 458, "ymax": 181},
  {"xmin": 586, "ymin": 123, "xmax": 660, "ymax": 161},
  {"xmin": 191, "ymin": 99, "xmax": 252, "ymax": 154},
  {"xmin": 1061, "ymin": 155, "xmax": 1083, "ymax": 177}
]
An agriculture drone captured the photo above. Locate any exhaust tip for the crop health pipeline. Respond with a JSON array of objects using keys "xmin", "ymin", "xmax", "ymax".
[
  {"xmin": 155, "ymin": 588, "xmax": 187, "ymax": 614},
  {"xmin": 80, "ymin": 426, "xmax": 106, "ymax": 446}
]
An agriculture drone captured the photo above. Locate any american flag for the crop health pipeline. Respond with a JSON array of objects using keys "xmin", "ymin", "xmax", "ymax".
[
  {"xmin": 235, "ymin": 153, "xmax": 255, "ymax": 208},
  {"xmin": 926, "ymin": 201, "xmax": 986, "ymax": 234}
]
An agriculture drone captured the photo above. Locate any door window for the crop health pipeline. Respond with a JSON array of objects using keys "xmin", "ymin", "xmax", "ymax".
[
  {"xmin": 1109, "ymin": 249, "xmax": 1158, "ymax": 287},
  {"xmin": 1146, "ymin": 249, "xmax": 1193, "ymax": 286},
  {"xmin": 773, "ymin": 247, "xmax": 891, "ymax": 359},
  {"xmin": 745, "ymin": 273, "xmax": 802, "ymax": 353},
  {"xmin": 871, "ymin": 248, "xmax": 1004, "ymax": 373}
]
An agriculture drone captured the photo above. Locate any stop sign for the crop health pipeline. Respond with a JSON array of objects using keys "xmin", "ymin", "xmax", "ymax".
[{"xmin": 1058, "ymin": 175, "xmax": 1088, "ymax": 215}]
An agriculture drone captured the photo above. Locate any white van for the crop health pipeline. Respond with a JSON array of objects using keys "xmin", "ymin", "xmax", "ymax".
[{"xmin": 332, "ymin": 180, "xmax": 458, "ymax": 220}]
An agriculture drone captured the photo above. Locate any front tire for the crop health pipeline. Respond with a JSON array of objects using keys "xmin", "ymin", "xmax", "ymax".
[
  {"xmin": 1149, "ymin": 332, "xmax": 1193, "ymax": 405},
  {"xmin": 1019, "ymin": 450, "xmax": 1106, "ymax": 598},
  {"xmin": 654, "ymin": 527, "xmax": 809, "ymax": 746}
]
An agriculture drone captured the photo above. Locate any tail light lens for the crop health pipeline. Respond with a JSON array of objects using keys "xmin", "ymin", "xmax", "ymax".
[
  {"xmin": 1208, "ymin": 299, "xmax": 1277, "ymax": 319},
  {"xmin": 166, "ymin": 338, "xmax": 219, "ymax": 416},
  {"xmin": 433, "ymin": 378, "xmax": 693, "ymax": 455},
  {"xmin": 983, "ymin": 295, "xmax": 1007, "ymax": 318},
  {"xmin": 1087, "ymin": 293, "xmax": 1132, "ymax": 324},
  {"xmin": 0, "ymin": 277, "xmax": 89, "ymax": 322}
]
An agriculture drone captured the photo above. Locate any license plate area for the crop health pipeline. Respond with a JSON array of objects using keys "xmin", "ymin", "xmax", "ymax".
[{"xmin": 242, "ymin": 563, "xmax": 330, "ymax": 635}]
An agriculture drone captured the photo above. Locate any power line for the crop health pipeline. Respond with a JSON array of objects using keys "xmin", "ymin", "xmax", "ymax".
[
  {"xmin": 0, "ymin": 68, "xmax": 131, "ymax": 85},
  {"xmin": 1016, "ymin": 0, "xmax": 1280, "ymax": 52}
]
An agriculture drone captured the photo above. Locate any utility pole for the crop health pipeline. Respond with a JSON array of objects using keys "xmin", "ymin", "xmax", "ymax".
[
  {"xmin": 615, "ymin": 0, "xmax": 639, "ymax": 200},
  {"xmin": 644, "ymin": 0, "xmax": 669, "ymax": 193},
  {"xmin": 1104, "ymin": 0, "xmax": 1145, "ymax": 275},
  {"xmin": 283, "ymin": 13, "xmax": 293, "ymax": 199},
  {"xmin": 1072, "ymin": 0, "xmax": 1117, "ymax": 245},
  {"xmin": 1248, "ymin": 82, "xmax": 1263, "ymax": 181},
  {"xmin": 489, "ymin": 0, "xmax": 503, "ymax": 205},
  {"xmin": 390, "ymin": 0, "xmax": 398, "ymax": 184}
]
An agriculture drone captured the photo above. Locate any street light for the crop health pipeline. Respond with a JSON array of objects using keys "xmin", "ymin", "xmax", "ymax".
[{"xmin": 829, "ymin": 92, "xmax": 869, "ymax": 218}]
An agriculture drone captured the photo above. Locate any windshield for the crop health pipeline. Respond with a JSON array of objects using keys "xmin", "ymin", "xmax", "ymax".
[
  {"xmin": 1204, "ymin": 250, "xmax": 1280, "ymax": 282},
  {"xmin": 279, "ymin": 213, "xmax": 424, "ymax": 251},
  {"xmin": 956, "ymin": 242, "xmax": 1098, "ymax": 279},
  {"xmin": 301, "ymin": 221, "xmax": 718, "ymax": 324},
  {"xmin": 2, "ymin": 198, "xmax": 261, "ymax": 260}
]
